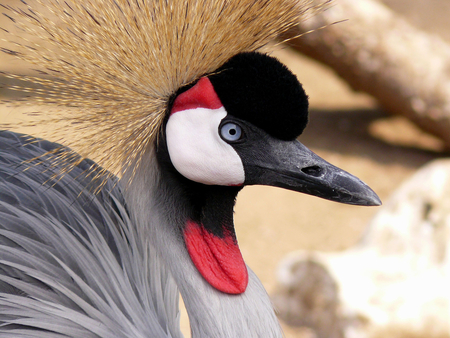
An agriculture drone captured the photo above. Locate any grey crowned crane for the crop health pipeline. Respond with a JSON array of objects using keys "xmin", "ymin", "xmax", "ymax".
[{"xmin": 0, "ymin": 0, "xmax": 380, "ymax": 337}]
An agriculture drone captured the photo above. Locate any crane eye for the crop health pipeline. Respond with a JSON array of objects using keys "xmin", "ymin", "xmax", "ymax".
[{"xmin": 220, "ymin": 122, "xmax": 243, "ymax": 142}]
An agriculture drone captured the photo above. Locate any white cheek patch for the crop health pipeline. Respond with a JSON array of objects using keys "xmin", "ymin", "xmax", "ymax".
[{"xmin": 166, "ymin": 107, "xmax": 245, "ymax": 186}]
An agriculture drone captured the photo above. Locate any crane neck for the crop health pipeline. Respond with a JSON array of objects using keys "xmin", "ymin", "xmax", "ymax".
[{"xmin": 121, "ymin": 145, "xmax": 283, "ymax": 338}]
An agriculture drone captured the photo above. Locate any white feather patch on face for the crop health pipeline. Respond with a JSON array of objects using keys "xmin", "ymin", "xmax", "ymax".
[{"xmin": 166, "ymin": 107, "xmax": 245, "ymax": 185}]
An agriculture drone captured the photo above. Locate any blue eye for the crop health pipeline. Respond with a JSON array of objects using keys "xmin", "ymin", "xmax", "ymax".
[{"xmin": 220, "ymin": 122, "xmax": 242, "ymax": 142}]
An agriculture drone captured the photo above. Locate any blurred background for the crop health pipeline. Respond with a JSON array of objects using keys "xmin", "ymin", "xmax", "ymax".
[
  {"xmin": 1, "ymin": 0, "xmax": 449, "ymax": 337},
  {"xmin": 236, "ymin": 1, "xmax": 450, "ymax": 337}
]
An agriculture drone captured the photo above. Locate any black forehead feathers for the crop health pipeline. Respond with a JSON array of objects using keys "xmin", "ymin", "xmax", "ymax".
[{"xmin": 208, "ymin": 52, "xmax": 309, "ymax": 141}]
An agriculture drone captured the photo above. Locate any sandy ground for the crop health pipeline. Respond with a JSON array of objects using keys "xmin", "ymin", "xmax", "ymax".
[{"xmin": 0, "ymin": 0, "xmax": 448, "ymax": 337}]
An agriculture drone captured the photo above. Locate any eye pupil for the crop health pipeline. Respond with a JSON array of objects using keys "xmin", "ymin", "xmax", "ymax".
[{"xmin": 220, "ymin": 122, "xmax": 242, "ymax": 142}]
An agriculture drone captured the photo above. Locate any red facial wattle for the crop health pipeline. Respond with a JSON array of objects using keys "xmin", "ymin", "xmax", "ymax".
[
  {"xmin": 169, "ymin": 76, "xmax": 248, "ymax": 293},
  {"xmin": 183, "ymin": 220, "xmax": 248, "ymax": 294}
]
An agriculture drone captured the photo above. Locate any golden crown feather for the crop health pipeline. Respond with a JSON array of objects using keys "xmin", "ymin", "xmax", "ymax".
[{"xmin": 1, "ymin": 0, "xmax": 330, "ymax": 185}]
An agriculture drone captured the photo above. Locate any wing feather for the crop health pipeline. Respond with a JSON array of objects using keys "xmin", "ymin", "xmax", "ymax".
[{"xmin": 0, "ymin": 131, "xmax": 183, "ymax": 338}]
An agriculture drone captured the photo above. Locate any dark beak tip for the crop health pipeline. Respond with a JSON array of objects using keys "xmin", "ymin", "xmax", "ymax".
[
  {"xmin": 365, "ymin": 198, "xmax": 382, "ymax": 207},
  {"xmin": 369, "ymin": 195, "xmax": 382, "ymax": 207},
  {"xmin": 355, "ymin": 188, "xmax": 382, "ymax": 207}
]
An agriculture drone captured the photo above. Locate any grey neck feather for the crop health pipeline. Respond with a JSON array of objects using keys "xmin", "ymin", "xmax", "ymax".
[{"xmin": 122, "ymin": 148, "xmax": 283, "ymax": 338}]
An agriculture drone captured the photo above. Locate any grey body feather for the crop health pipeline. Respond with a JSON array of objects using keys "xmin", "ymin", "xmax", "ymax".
[
  {"xmin": 0, "ymin": 131, "xmax": 182, "ymax": 338},
  {"xmin": 0, "ymin": 130, "xmax": 283, "ymax": 337}
]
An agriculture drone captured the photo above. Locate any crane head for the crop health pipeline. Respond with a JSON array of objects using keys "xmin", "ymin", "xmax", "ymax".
[
  {"xmin": 165, "ymin": 52, "xmax": 380, "ymax": 205},
  {"xmin": 158, "ymin": 52, "xmax": 380, "ymax": 295}
]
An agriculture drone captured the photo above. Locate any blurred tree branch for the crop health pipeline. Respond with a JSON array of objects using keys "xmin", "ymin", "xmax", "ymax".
[{"xmin": 285, "ymin": 0, "xmax": 450, "ymax": 149}]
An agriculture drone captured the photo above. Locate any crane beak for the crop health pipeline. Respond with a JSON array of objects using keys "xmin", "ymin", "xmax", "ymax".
[{"xmin": 240, "ymin": 138, "xmax": 381, "ymax": 206}]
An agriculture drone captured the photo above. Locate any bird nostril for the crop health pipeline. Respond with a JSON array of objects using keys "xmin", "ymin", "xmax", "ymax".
[{"xmin": 301, "ymin": 166, "xmax": 323, "ymax": 177}]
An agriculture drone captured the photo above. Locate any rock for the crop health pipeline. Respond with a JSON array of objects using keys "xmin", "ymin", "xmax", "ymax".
[
  {"xmin": 273, "ymin": 258, "xmax": 343, "ymax": 338},
  {"xmin": 274, "ymin": 159, "xmax": 450, "ymax": 338}
]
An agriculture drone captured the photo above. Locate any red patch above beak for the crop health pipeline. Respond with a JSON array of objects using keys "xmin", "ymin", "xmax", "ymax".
[
  {"xmin": 171, "ymin": 77, "xmax": 223, "ymax": 114},
  {"xmin": 183, "ymin": 220, "xmax": 248, "ymax": 294}
]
